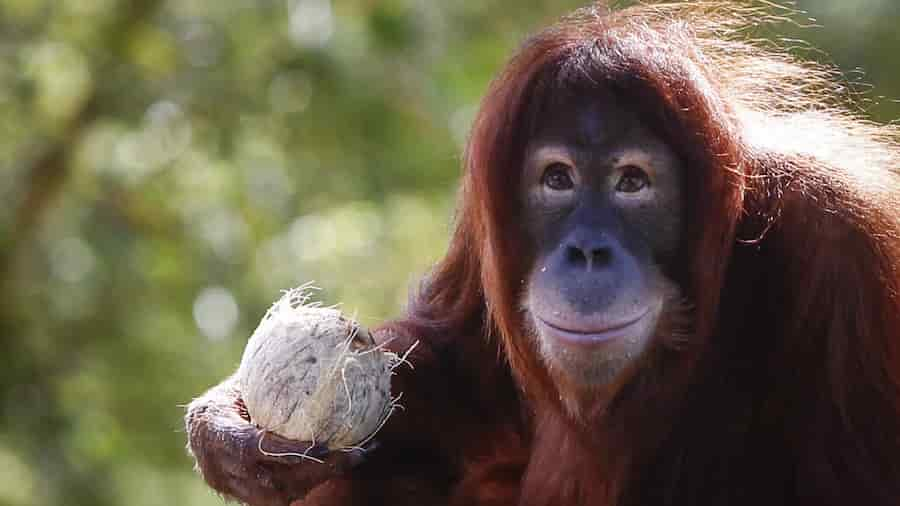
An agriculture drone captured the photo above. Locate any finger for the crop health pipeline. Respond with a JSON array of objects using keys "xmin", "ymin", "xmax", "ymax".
[
  {"xmin": 195, "ymin": 451, "xmax": 281, "ymax": 506},
  {"xmin": 253, "ymin": 432, "xmax": 331, "ymax": 464},
  {"xmin": 264, "ymin": 436, "xmax": 382, "ymax": 469},
  {"xmin": 290, "ymin": 441, "xmax": 377, "ymax": 480},
  {"xmin": 224, "ymin": 469, "xmax": 290, "ymax": 506},
  {"xmin": 211, "ymin": 426, "xmax": 266, "ymax": 476},
  {"xmin": 325, "ymin": 445, "xmax": 370, "ymax": 471},
  {"xmin": 279, "ymin": 463, "xmax": 341, "ymax": 498}
]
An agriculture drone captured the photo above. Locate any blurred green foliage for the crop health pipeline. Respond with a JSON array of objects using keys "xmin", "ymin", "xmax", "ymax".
[{"xmin": 0, "ymin": 1, "xmax": 896, "ymax": 505}]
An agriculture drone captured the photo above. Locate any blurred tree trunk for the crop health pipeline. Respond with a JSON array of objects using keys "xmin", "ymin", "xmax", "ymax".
[
  {"xmin": 0, "ymin": 2, "xmax": 162, "ymax": 506},
  {"xmin": 3, "ymin": 0, "xmax": 162, "ymax": 279}
]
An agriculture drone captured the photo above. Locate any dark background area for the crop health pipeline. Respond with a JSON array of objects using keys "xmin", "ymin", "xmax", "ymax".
[{"xmin": 0, "ymin": 1, "xmax": 897, "ymax": 505}]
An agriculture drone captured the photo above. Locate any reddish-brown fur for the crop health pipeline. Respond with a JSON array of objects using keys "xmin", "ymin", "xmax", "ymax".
[
  {"xmin": 192, "ymin": 3, "xmax": 900, "ymax": 505},
  {"xmin": 367, "ymin": 3, "xmax": 900, "ymax": 505}
]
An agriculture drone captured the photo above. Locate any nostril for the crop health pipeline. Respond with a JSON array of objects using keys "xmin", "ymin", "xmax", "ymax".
[
  {"xmin": 591, "ymin": 247, "xmax": 612, "ymax": 267},
  {"xmin": 565, "ymin": 246, "xmax": 588, "ymax": 268}
]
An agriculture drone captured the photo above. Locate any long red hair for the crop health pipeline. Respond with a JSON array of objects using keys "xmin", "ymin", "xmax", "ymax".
[{"xmin": 403, "ymin": 3, "xmax": 900, "ymax": 504}]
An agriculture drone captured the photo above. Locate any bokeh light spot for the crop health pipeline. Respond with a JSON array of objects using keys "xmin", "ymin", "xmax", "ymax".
[
  {"xmin": 193, "ymin": 286, "xmax": 240, "ymax": 342},
  {"xmin": 50, "ymin": 236, "xmax": 97, "ymax": 283},
  {"xmin": 288, "ymin": 0, "xmax": 334, "ymax": 48}
]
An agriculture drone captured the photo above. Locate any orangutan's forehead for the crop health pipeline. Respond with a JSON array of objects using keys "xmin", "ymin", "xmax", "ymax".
[{"xmin": 530, "ymin": 92, "xmax": 640, "ymax": 151}]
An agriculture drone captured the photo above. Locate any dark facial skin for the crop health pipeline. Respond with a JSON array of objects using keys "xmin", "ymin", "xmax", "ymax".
[{"xmin": 520, "ymin": 91, "xmax": 684, "ymax": 395}]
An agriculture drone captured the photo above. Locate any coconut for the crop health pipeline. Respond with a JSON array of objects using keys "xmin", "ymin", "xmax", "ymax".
[{"xmin": 238, "ymin": 286, "xmax": 402, "ymax": 450}]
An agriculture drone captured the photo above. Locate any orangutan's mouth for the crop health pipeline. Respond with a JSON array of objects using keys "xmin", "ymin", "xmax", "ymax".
[{"xmin": 536, "ymin": 308, "xmax": 652, "ymax": 347}]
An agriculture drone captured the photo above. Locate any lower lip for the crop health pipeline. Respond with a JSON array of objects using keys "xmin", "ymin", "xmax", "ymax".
[{"xmin": 536, "ymin": 311, "xmax": 649, "ymax": 347}]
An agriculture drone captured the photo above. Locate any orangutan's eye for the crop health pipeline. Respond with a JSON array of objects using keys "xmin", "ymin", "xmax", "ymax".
[
  {"xmin": 541, "ymin": 163, "xmax": 575, "ymax": 191},
  {"xmin": 615, "ymin": 166, "xmax": 650, "ymax": 193}
]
